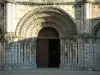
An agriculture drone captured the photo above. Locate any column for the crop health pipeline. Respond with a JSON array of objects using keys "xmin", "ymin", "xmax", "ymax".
[
  {"xmin": 77, "ymin": 37, "xmax": 84, "ymax": 69},
  {"xmin": 5, "ymin": 3, "xmax": 12, "ymax": 69},
  {"xmin": 59, "ymin": 39, "xmax": 64, "ymax": 68},
  {"xmin": 0, "ymin": 42, "xmax": 3, "ymax": 69},
  {"xmin": 6, "ymin": 3, "xmax": 12, "ymax": 33},
  {"xmin": 83, "ymin": 3, "xmax": 92, "ymax": 70},
  {"xmin": 30, "ymin": 38, "xmax": 37, "ymax": 68},
  {"xmin": 4, "ymin": 3, "xmax": 16, "ymax": 69}
]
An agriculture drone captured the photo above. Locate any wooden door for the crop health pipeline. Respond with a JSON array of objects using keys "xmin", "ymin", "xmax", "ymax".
[
  {"xmin": 36, "ymin": 39, "xmax": 49, "ymax": 68},
  {"xmin": 36, "ymin": 27, "xmax": 60, "ymax": 68}
]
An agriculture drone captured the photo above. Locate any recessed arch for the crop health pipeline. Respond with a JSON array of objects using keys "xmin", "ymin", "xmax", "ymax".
[
  {"xmin": 93, "ymin": 21, "xmax": 100, "ymax": 70},
  {"xmin": 93, "ymin": 21, "xmax": 100, "ymax": 36},
  {"xmin": 15, "ymin": 6, "xmax": 77, "ymax": 38}
]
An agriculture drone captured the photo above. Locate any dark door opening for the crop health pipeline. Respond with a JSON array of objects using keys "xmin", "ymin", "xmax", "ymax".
[
  {"xmin": 36, "ymin": 27, "xmax": 60, "ymax": 68},
  {"xmin": 49, "ymin": 39, "xmax": 60, "ymax": 67}
]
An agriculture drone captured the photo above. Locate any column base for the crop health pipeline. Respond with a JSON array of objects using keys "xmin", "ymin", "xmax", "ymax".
[{"xmin": 4, "ymin": 63, "xmax": 37, "ymax": 70}]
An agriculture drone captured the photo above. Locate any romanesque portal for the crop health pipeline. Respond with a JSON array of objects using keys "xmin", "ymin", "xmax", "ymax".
[{"xmin": 14, "ymin": 6, "xmax": 77, "ymax": 69}]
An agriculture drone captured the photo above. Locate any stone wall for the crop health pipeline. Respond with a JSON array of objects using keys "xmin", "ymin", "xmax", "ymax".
[
  {"xmin": 0, "ymin": 3, "xmax": 4, "ymax": 69},
  {"xmin": 2, "ymin": 1, "xmax": 100, "ymax": 70},
  {"xmin": 0, "ymin": 4, "xmax": 4, "ymax": 31}
]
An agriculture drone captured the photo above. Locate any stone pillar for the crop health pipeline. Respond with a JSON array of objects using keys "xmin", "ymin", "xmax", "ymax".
[
  {"xmin": 82, "ymin": 3, "xmax": 92, "ymax": 70},
  {"xmin": 29, "ymin": 38, "xmax": 37, "ymax": 68},
  {"xmin": 77, "ymin": 35, "xmax": 93, "ymax": 70},
  {"xmin": 4, "ymin": 35, "xmax": 12, "ymax": 69},
  {"xmin": 6, "ymin": 3, "xmax": 12, "ymax": 33},
  {"xmin": 84, "ymin": 3, "xmax": 92, "ymax": 33},
  {"xmin": 59, "ymin": 38, "xmax": 79, "ymax": 69},
  {"xmin": 74, "ymin": 2, "xmax": 84, "ymax": 69},
  {"xmin": 0, "ymin": 42, "xmax": 3, "ymax": 69},
  {"xmin": 75, "ymin": 2, "xmax": 92, "ymax": 70},
  {"xmin": 4, "ymin": 3, "xmax": 13, "ymax": 69},
  {"xmin": 60, "ymin": 39, "xmax": 65, "ymax": 68},
  {"xmin": 59, "ymin": 39, "xmax": 63, "ymax": 68},
  {"xmin": 77, "ymin": 37, "xmax": 84, "ymax": 70},
  {"xmin": 60, "ymin": 39, "xmax": 69, "ymax": 69}
]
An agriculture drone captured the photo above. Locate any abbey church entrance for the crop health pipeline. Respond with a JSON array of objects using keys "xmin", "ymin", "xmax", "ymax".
[{"xmin": 36, "ymin": 27, "xmax": 60, "ymax": 68}]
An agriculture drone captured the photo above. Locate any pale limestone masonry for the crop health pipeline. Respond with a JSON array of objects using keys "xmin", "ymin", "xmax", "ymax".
[{"xmin": 0, "ymin": 0, "xmax": 100, "ymax": 70}]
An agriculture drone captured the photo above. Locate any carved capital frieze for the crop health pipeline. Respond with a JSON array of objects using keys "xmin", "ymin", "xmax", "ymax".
[{"xmin": 4, "ymin": 32, "xmax": 16, "ymax": 42}]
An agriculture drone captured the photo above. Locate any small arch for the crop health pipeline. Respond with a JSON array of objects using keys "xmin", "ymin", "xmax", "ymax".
[
  {"xmin": 37, "ymin": 27, "xmax": 59, "ymax": 38},
  {"xmin": 93, "ymin": 21, "xmax": 100, "ymax": 36}
]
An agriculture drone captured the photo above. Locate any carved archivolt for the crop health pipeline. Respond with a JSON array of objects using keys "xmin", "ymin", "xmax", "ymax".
[
  {"xmin": 93, "ymin": 21, "xmax": 100, "ymax": 36},
  {"xmin": 16, "ymin": 6, "xmax": 77, "ymax": 39}
]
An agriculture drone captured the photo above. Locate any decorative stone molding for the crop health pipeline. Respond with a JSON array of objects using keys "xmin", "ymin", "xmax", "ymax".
[
  {"xmin": 92, "ymin": 21, "xmax": 100, "ymax": 43},
  {"xmin": 4, "ymin": 32, "xmax": 16, "ymax": 42},
  {"xmin": 16, "ymin": 6, "xmax": 77, "ymax": 38},
  {"xmin": 92, "ymin": 21, "xmax": 100, "ymax": 36}
]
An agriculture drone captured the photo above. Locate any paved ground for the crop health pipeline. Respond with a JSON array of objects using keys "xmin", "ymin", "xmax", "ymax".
[{"xmin": 0, "ymin": 68, "xmax": 100, "ymax": 75}]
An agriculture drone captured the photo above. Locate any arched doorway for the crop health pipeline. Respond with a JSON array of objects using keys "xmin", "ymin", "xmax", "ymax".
[
  {"xmin": 93, "ymin": 26, "xmax": 100, "ymax": 70},
  {"xmin": 36, "ymin": 27, "xmax": 60, "ymax": 68},
  {"xmin": 15, "ymin": 6, "xmax": 77, "ymax": 69},
  {"xmin": 93, "ymin": 22, "xmax": 100, "ymax": 70}
]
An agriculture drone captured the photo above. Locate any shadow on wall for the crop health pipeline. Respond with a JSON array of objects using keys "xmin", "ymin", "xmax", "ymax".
[{"xmin": 2, "ymin": 37, "xmax": 37, "ymax": 69}]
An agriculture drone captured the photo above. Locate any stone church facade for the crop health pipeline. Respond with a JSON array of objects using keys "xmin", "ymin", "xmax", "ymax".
[{"xmin": 0, "ymin": 0, "xmax": 100, "ymax": 70}]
